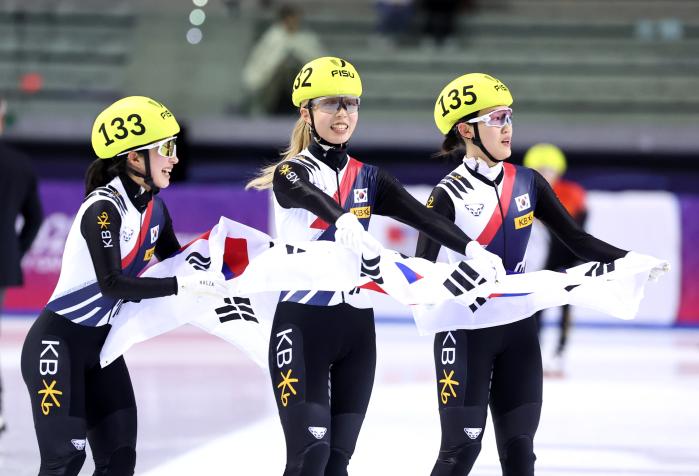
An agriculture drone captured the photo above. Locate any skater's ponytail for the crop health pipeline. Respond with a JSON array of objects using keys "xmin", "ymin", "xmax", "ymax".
[
  {"xmin": 246, "ymin": 115, "xmax": 313, "ymax": 190},
  {"xmin": 432, "ymin": 118, "xmax": 475, "ymax": 163},
  {"xmin": 84, "ymin": 155, "xmax": 128, "ymax": 195}
]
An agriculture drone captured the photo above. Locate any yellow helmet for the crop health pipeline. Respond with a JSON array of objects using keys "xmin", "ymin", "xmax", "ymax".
[
  {"xmin": 434, "ymin": 73, "xmax": 513, "ymax": 135},
  {"xmin": 291, "ymin": 56, "xmax": 362, "ymax": 107},
  {"xmin": 523, "ymin": 143, "xmax": 567, "ymax": 175},
  {"xmin": 91, "ymin": 96, "xmax": 180, "ymax": 159}
]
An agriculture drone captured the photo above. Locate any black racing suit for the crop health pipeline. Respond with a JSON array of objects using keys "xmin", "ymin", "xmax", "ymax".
[
  {"xmin": 21, "ymin": 174, "xmax": 179, "ymax": 476},
  {"xmin": 416, "ymin": 167, "xmax": 626, "ymax": 476},
  {"xmin": 270, "ymin": 141, "xmax": 474, "ymax": 476}
]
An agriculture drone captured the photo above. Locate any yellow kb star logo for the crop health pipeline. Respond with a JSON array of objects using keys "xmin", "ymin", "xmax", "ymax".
[
  {"xmin": 277, "ymin": 369, "xmax": 299, "ymax": 407},
  {"xmin": 97, "ymin": 211, "xmax": 110, "ymax": 230},
  {"xmin": 279, "ymin": 164, "xmax": 292, "ymax": 176},
  {"xmin": 38, "ymin": 379, "xmax": 63, "ymax": 415},
  {"xmin": 439, "ymin": 369, "xmax": 459, "ymax": 405}
]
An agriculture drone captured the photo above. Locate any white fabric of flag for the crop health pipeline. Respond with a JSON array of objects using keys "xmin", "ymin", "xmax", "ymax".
[
  {"xmin": 100, "ymin": 217, "xmax": 667, "ymax": 369},
  {"xmin": 100, "ymin": 218, "xmax": 492, "ymax": 368},
  {"xmin": 411, "ymin": 252, "xmax": 665, "ymax": 334}
]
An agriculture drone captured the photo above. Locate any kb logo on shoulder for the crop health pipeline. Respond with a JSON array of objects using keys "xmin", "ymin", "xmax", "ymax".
[
  {"xmin": 97, "ymin": 212, "xmax": 113, "ymax": 248},
  {"xmin": 279, "ymin": 164, "xmax": 300, "ymax": 185}
]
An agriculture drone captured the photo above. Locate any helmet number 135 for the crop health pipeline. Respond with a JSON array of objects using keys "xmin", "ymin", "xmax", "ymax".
[{"xmin": 437, "ymin": 85, "xmax": 477, "ymax": 118}]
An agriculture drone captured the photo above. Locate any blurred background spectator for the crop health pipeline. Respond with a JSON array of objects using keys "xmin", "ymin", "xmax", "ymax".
[
  {"xmin": 420, "ymin": 0, "xmax": 473, "ymax": 49},
  {"xmin": 374, "ymin": 0, "xmax": 414, "ymax": 49},
  {"xmin": 241, "ymin": 4, "xmax": 323, "ymax": 115}
]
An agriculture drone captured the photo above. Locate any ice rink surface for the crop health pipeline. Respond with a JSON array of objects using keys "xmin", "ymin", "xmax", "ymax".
[{"xmin": 2, "ymin": 316, "xmax": 699, "ymax": 476}]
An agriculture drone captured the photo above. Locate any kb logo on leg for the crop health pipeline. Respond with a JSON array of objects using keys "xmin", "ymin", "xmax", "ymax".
[
  {"xmin": 38, "ymin": 340, "xmax": 63, "ymax": 415},
  {"xmin": 439, "ymin": 332, "xmax": 460, "ymax": 405},
  {"xmin": 275, "ymin": 329, "xmax": 299, "ymax": 407}
]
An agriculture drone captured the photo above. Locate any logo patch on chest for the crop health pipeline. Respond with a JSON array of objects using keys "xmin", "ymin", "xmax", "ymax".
[
  {"xmin": 514, "ymin": 211, "xmax": 534, "ymax": 229},
  {"xmin": 121, "ymin": 227, "xmax": 134, "ymax": 242},
  {"xmin": 350, "ymin": 206, "xmax": 371, "ymax": 219},
  {"xmin": 464, "ymin": 203, "xmax": 484, "ymax": 216},
  {"xmin": 144, "ymin": 246, "xmax": 156, "ymax": 261},
  {"xmin": 515, "ymin": 193, "xmax": 531, "ymax": 212},
  {"xmin": 353, "ymin": 188, "xmax": 368, "ymax": 203}
]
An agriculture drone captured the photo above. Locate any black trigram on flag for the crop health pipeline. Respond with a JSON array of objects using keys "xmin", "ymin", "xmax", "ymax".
[
  {"xmin": 216, "ymin": 297, "xmax": 258, "ymax": 323},
  {"xmin": 584, "ymin": 262, "xmax": 615, "ymax": 277},
  {"xmin": 360, "ymin": 255, "xmax": 383, "ymax": 284},
  {"xmin": 268, "ymin": 242, "xmax": 306, "ymax": 254},
  {"xmin": 186, "ymin": 252, "xmax": 211, "ymax": 271},
  {"xmin": 112, "ymin": 299, "xmax": 124, "ymax": 318},
  {"xmin": 468, "ymin": 297, "xmax": 487, "ymax": 313},
  {"xmin": 443, "ymin": 262, "xmax": 486, "ymax": 298},
  {"xmin": 286, "ymin": 244, "xmax": 306, "ymax": 254}
]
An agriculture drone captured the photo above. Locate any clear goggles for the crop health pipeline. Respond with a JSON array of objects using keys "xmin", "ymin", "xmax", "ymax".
[
  {"xmin": 466, "ymin": 107, "xmax": 513, "ymax": 128},
  {"xmin": 118, "ymin": 136, "xmax": 177, "ymax": 158},
  {"xmin": 309, "ymin": 96, "xmax": 361, "ymax": 114}
]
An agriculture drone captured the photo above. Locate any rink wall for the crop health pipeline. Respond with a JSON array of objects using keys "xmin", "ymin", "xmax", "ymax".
[{"xmin": 5, "ymin": 182, "xmax": 698, "ymax": 326}]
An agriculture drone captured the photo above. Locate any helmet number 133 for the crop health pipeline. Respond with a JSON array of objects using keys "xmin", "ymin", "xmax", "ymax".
[{"xmin": 98, "ymin": 114, "xmax": 146, "ymax": 147}]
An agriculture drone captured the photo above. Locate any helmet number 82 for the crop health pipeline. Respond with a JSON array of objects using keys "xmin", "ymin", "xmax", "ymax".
[
  {"xmin": 98, "ymin": 114, "xmax": 146, "ymax": 147},
  {"xmin": 438, "ymin": 85, "xmax": 477, "ymax": 118}
]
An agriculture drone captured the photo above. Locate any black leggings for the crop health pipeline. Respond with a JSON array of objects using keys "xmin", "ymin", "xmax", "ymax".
[
  {"xmin": 21, "ymin": 309, "xmax": 137, "ymax": 476},
  {"xmin": 431, "ymin": 316, "xmax": 542, "ymax": 476},
  {"xmin": 269, "ymin": 301, "xmax": 376, "ymax": 476}
]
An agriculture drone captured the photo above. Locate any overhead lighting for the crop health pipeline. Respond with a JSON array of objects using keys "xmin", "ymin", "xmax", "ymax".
[
  {"xmin": 186, "ymin": 27, "xmax": 203, "ymax": 45},
  {"xmin": 189, "ymin": 8, "xmax": 206, "ymax": 26}
]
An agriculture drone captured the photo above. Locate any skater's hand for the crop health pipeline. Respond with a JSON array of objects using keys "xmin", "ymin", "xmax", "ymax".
[
  {"xmin": 177, "ymin": 271, "xmax": 228, "ymax": 298},
  {"xmin": 335, "ymin": 213, "xmax": 364, "ymax": 252},
  {"xmin": 624, "ymin": 251, "xmax": 670, "ymax": 282},
  {"xmin": 465, "ymin": 241, "xmax": 506, "ymax": 283}
]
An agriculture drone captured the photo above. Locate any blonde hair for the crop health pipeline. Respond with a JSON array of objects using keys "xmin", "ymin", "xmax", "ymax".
[{"xmin": 246, "ymin": 115, "xmax": 313, "ymax": 190}]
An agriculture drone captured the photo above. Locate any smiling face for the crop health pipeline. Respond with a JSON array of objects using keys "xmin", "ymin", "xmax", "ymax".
[
  {"xmin": 127, "ymin": 148, "xmax": 178, "ymax": 189},
  {"xmin": 148, "ymin": 148, "xmax": 178, "ymax": 189},
  {"xmin": 301, "ymin": 97, "xmax": 359, "ymax": 145}
]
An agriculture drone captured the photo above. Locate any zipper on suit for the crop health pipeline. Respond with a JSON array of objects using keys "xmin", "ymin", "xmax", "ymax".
[
  {"xmin": 335, "ymin": 166, "xmax": 347, "ymax": 303},
  {"xmin": 493, "ymin": 183, "xmax": 507, "ymax": 271}
]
